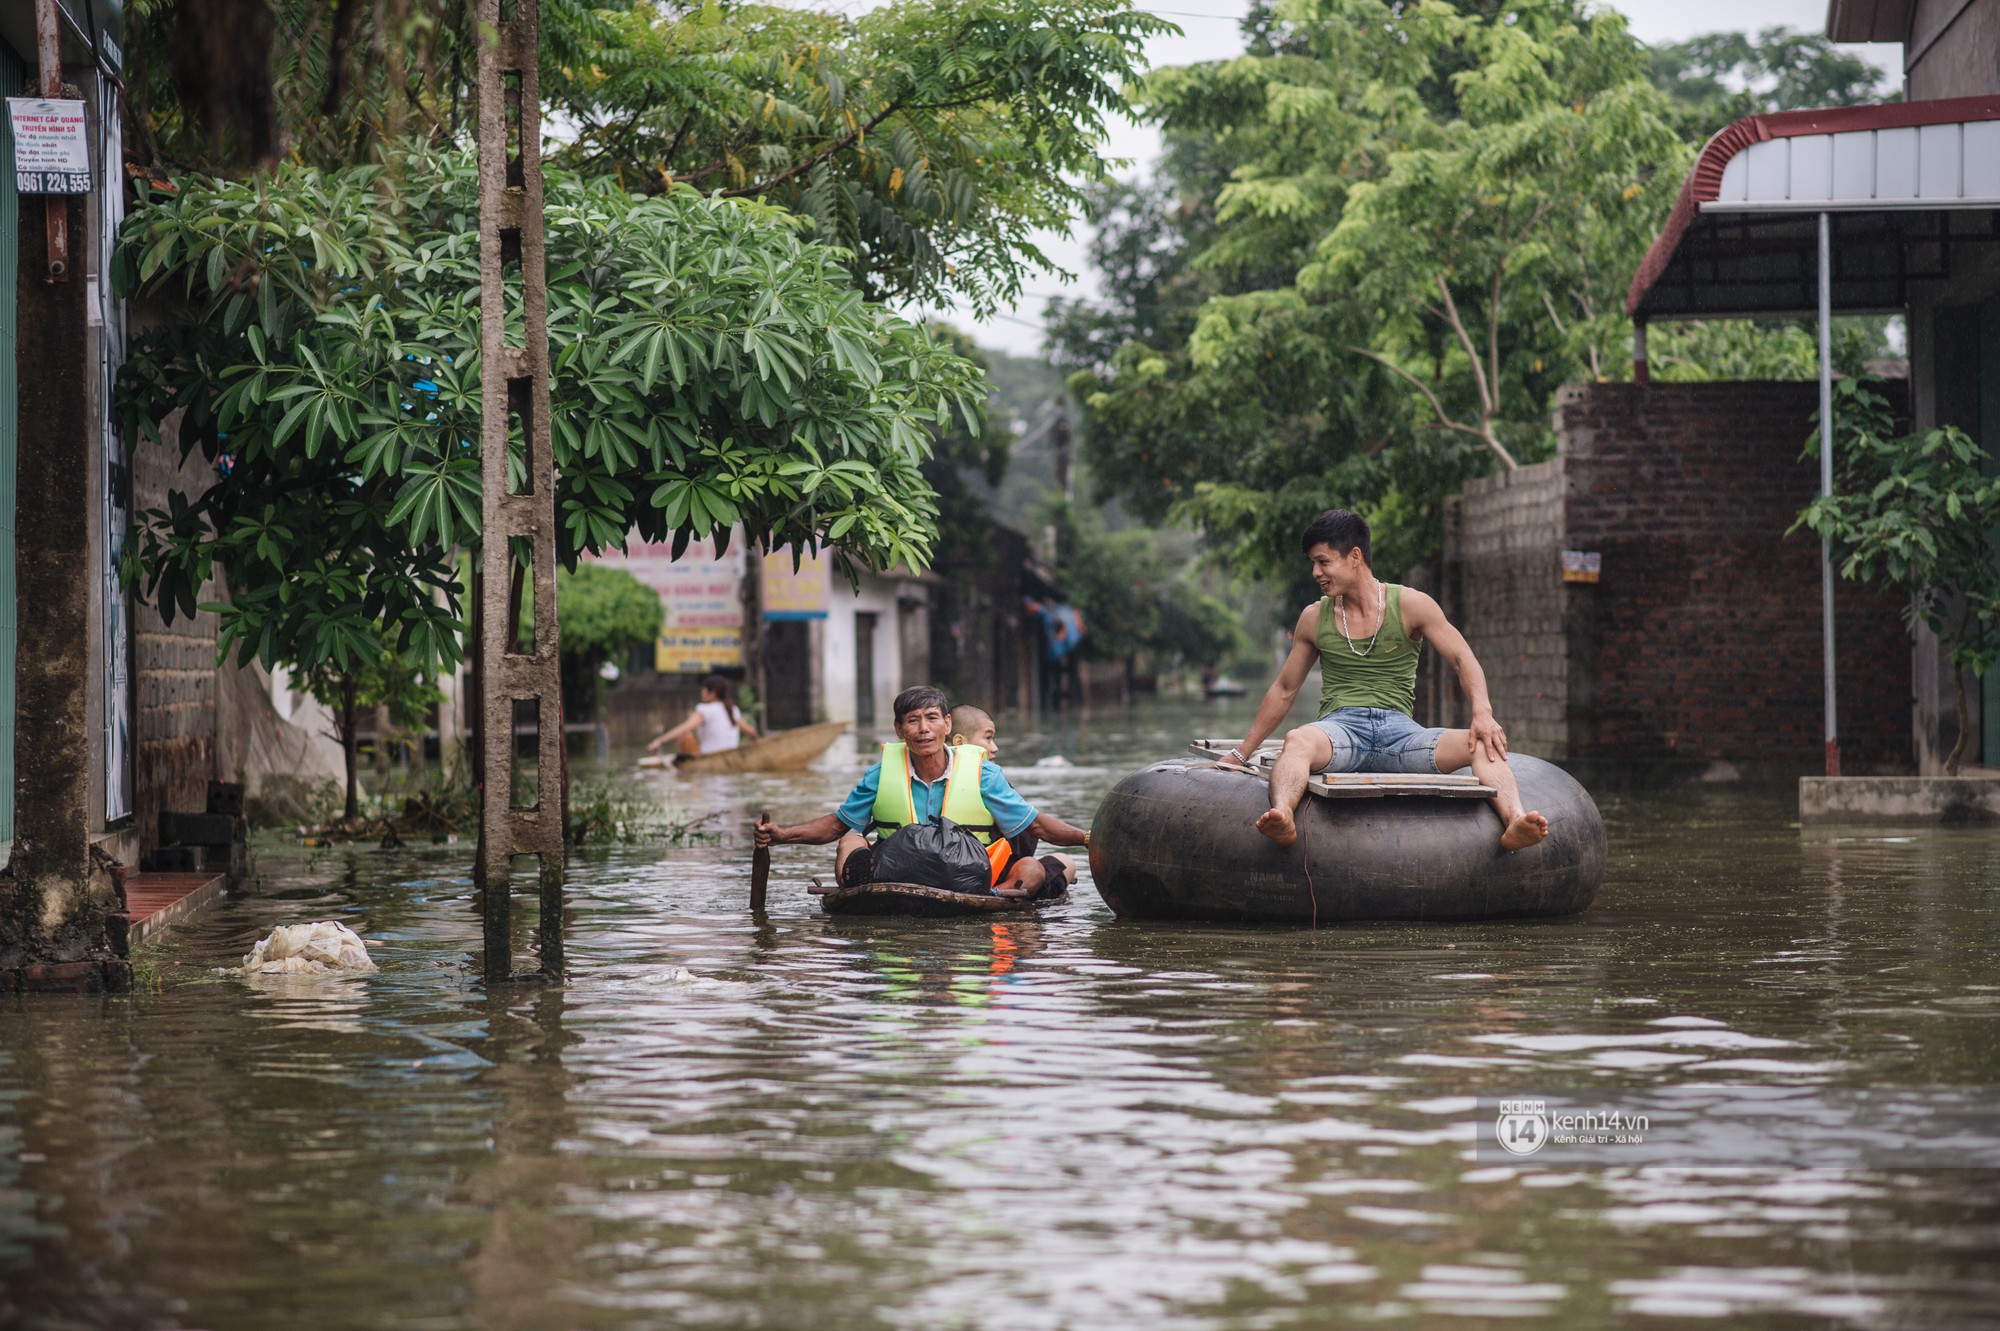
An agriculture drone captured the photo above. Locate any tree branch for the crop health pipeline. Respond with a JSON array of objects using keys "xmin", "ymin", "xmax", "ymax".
[
  {"xmin": 1487, "ymin": 263, "xmax": 1504, "ymax": 418},
  {"xmin": 1433, "ymin": 276, "xmax": 1493, "ymax": 421},
  {"xmin": 1539, "ymin": 290, "xmax": 1567, "ymax": 333},
  {"xmin": 1347, "ymin": 345, "xmax": 1518, "ymax": 469},
  {"xmin": 718, "ymin": 98, "xmax": 907, "ymax": 198}
]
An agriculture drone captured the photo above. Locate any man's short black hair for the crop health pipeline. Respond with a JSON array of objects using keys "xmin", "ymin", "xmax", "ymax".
[
  {"xmin": 1301, "ymin": 509, "xmax": 1371, "ymax": 565},
  {"xmin": 893, "ymin": 685, "xmax": 951, "ymax": 724}
]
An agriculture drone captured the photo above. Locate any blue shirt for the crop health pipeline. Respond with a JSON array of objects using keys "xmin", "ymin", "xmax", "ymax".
[{"xmin": 836, "ymin": 749, "xmax": 1038, "ymax": 839}]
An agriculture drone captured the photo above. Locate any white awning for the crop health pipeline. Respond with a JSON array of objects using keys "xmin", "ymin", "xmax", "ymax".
[
  {"xmin": 1708, "ymin": 121, "xmax": 2000, "ymax": 213},
  {"xmin": 1628, "ymin": 96, "xmax": 2000, "ymax": 320}
]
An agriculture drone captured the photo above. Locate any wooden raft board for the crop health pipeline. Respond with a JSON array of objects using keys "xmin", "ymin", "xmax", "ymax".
[
  {"xmin": 1188, "ymin": 739, "xmax": 1495, "ymax": 800},
  {"xmin": 807, "ymin": 880, "xmax": 1070, "ymax": 917}
]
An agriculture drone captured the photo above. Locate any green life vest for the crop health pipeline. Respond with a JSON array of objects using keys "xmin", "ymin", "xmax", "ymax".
[
  {"xmin": 870, "ymin": 742, "xmax": 1000, "ymax": 845},
  {"xmin": 1316, "ymin": 583, "xmax": 1421, "ymax": 717}
]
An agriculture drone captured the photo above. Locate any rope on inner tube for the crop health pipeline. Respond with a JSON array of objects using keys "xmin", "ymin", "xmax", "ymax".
[{"xmin": 1298, "ymin": 809, "xmax": 1318, "ymax": 930}]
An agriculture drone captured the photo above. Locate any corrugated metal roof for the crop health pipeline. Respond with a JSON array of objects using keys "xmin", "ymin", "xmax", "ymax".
[
  {"xmin": 1710, "ymin": 121, "xmax": 2000, "ymax": 210},
  {"xmin": 1627, "ymin": 96, "xmax": 2000, "ymax": 318}
]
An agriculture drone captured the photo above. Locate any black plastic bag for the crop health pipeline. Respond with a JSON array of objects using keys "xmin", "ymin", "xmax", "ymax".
[{"xmin": 870, "ymin": 818, "xmax": 993, "ymax": 896}]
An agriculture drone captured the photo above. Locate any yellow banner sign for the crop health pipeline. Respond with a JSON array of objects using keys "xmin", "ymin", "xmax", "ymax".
[
  {"xmin": 762, "ymin": 547, "xmax": 830, "ymax": 620},
  {"xmin": 656, "ymin": 625, "xmax": 743, "ymax": 674}
]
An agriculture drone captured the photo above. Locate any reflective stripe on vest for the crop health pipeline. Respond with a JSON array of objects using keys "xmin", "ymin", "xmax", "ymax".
[{"xmin": 870, "ymin": 742, "xmax": 1000, "ymax": 845}]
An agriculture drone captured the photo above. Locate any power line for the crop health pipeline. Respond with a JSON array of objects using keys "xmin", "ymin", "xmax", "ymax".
[{"xmin": 1140, "ymin": 8, "xmax": 1249, "ymax": 21}]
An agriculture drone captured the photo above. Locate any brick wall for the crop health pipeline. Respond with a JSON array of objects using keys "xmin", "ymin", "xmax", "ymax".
[
  {"xmin": 1443, "ymin": 382, "xmax": 1913, "ymax": 774},
  {"xmin": 1439, "ymin": 460, "xmax": 1567, "ymax": 755},
  {"xmin": 131, "ymin": 427, "xmax": 219, "ymax": 852},
  {"xmin": 1560, "ymin": 382, "xmax": 1909, "ymax": 771}
]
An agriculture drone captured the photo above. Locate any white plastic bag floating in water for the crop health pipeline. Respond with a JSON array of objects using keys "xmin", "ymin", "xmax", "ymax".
[{"xmin": 240, "ymin": 921, "xmax": 379, "ymax": 974}]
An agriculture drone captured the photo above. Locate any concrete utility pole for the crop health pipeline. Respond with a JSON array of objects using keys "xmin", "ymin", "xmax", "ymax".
[
  {"xmin": 1, "ymin": 0, "xmax": 127, "ymax": 990},
  {"xmin": 473, "ymin": 0, "xmax": 565, "ymax": 980}
]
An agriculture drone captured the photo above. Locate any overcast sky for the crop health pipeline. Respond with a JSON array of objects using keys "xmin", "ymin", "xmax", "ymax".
[{"xmin": 909, "ymin": 1, "xmax": 1902, "ymax": 358}]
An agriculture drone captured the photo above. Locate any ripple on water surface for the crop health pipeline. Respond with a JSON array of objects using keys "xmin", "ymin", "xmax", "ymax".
[{"xmin": 2, "ymin": 700, "xmax": 1998, "ymax": 1330}]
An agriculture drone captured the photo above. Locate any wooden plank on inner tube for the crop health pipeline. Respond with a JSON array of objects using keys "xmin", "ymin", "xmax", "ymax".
[{"xmin": 1189, "ymin": 741, "xmax": 1495, "ymax": 799}]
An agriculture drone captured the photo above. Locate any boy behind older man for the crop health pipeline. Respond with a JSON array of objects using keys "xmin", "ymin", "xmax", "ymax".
[{"xmin": 755, "ymin": 687, "xmax": 1090, "ymax": 898}]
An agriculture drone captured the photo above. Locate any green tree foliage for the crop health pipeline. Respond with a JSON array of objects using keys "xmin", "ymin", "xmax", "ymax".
[
  {"xmin": 1794, "ymin": 381, "xmax": 2000, "ymax": 774},
  {"xmin": 1058, "ymin": 0, "xmax": 1688, "ymax": 580},
  {"xmin": 1051, "ymin": 7, "xmax": 1900, "ymax": 586},
  {"xmin": 126, "ymin": 0, "xmax": 479, "ymax": 171},
  {"xmin": 548, "ymin": 0, "xmax": 1172, "ymax": 315},
  {"xmin": 1157, "ymin": 580, "xmax": 1247, "ymax": 673},
  {"xmin": 1042, "ymin": 500, "xmax": 1244, "ymax": 674},
  {"xmin": 557, "ymin": 564, "xmax": 666, "ymax": 717},
  {"xmin": 1648, "ymin": 317, "xmax": 1891, "ymax": 384},
  {"xmin": 129, "ymin": 0, "xmax": 1167, "ymax": 316},
  {"xmin": 1649, "ymin": 26, "xmax": 1891, "ymax": 141},
  {"xmin": 302, "ymin": 627, "xmax": 445, "ymax": 821},
  {"xmin": 117, "ymin": 148, "xmax": 983, "ymax": 689},
  {"xmin": 1305, "ymin": 4, "xmax": 1685, "ymax": 464}
]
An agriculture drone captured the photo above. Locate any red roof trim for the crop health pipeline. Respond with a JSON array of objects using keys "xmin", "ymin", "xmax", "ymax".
[{"xmin": 1626, "ymin": 96, "xmax": 2000, "ymax": 317}]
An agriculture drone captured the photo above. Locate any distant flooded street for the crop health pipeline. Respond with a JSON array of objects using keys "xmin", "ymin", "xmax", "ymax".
[{"xmin": 3, "ymin": 697, "xmax": 1997, "ymax": 1329}]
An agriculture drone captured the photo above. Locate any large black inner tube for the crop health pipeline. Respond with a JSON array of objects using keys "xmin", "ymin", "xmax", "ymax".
[{"xmin": 1087, "ymin": 755, "xmax": 1604, "ymax": 923}]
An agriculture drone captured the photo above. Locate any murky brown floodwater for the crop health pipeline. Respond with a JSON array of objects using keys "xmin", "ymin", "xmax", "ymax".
[{"xmin": 3, "ymin": 696, "xmax": 1998, "ymax": 1330}]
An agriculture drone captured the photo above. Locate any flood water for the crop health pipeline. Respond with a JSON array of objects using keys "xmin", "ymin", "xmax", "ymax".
[{"xmin": 3, "ymin": 697, "xmax": 1998, "ymax": 1329}]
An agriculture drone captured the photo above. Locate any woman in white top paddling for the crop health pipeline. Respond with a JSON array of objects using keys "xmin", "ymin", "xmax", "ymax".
[{"xmin": 646, "ymin": 675, "xmax": 758, "ymax": 758}]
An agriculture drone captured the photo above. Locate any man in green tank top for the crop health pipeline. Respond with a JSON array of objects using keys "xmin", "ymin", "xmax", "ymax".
[{"xmin": 1226, "ymin": 510, "xmax": 1550, "ymax": 853}]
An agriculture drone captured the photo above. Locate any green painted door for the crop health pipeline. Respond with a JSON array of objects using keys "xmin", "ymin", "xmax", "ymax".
[{"xmin": 0, "ymin": 42, "xmax": 21, "ymax": 844}]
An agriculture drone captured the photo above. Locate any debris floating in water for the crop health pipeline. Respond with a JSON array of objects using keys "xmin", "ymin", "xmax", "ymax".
[
  {"xmin": 239, "ymin": 921, "xmax": 379, "ymax": 975},
  {"xmin": 641, "ymin": 965, "xmax": 713, "ymax": 986}
]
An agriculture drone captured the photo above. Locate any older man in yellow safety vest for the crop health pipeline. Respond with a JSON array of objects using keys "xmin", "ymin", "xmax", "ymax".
[{"xmin": 754, "ymin": 686, "xmax": 1091, "ymax": 898}]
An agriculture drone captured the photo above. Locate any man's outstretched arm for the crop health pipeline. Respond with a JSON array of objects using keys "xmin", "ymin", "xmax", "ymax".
[
  {"xmin": 1027, "ymin": 812, "xmax": 1091, "ymax": 847},
  {"xmin": 754, "ymin": 813, "xmax": 848, "ymax": 847},
  {"xmin": 1231, "ymin": 605, "xmax": 1322, "ymax": 761},
  {"xmin": 1402, "ymin": 588, "xmax": 1506, "ymax": 758}
]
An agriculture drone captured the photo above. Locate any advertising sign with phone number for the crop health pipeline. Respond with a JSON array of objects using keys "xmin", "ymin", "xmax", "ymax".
[{"xmin": 8, "ymin": 98, "xmax": 92, "ymax": 195}]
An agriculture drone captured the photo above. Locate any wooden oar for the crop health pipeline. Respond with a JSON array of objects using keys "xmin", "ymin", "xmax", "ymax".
[{"xmin": 750, "ymin": 812, "xmax": 771, "ymax": 913}]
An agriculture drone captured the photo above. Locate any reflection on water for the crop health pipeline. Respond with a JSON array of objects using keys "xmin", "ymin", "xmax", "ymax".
[{"xmin": 2, "ymin": 697, "xmax": 1998, "ymax": 1329}]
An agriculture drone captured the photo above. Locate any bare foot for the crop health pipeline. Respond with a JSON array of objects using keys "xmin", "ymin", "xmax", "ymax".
[
  {"xmin": 993, "ymin": 880, "xmax": 1033, "ymax": 898},
  {"xmin": 1255, "ymin": 807, "xmax": 1298, "ymax": 847},
  {"xmin": 1500, "ymin": 811, "xmax": 1550, "ymax": 852}
]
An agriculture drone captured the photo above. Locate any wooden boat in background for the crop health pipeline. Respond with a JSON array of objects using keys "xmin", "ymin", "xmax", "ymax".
[
  {"xmin": 639, "ymin": 720, "xmax": 849, "ymax": 774},
  {"xmin": 809, "ymin": 880, "xmax": 1070, "ymax": 917}
]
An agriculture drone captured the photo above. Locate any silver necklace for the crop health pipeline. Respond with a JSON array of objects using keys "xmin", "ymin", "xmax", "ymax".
[{"xmin": 1335, "ymin": 579, "xmax": 1384, "ymax": 656}]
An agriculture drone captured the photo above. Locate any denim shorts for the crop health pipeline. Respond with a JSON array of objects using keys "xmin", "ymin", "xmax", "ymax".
[{"xmin": 1310, "ymin": 707, "xmax": 1446, "ymax": 775}]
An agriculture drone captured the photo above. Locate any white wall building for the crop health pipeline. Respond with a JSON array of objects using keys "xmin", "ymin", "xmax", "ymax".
[{"xmin": 815, "ymin": 570, "xmax": 932, "ymax": 729}]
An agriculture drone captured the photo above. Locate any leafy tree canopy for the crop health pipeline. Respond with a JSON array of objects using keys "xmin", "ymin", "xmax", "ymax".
[
  {"xmin": 550, "ymin": 0, "xmax": 1172, "ymax": 316},
  {"xmin": 559, "ymin": 564, "xmax": 667, "ymax": 670},
  {"xmin": 1056, "ymin": 0, "xmax": 1688, "ymax": 581},
  {"xmin": 1041, "ymin": 499, "xmax": 1244, "ymax": 672},
  {"xmin": 1048, "ymin": 7, "xmax": 1902, "ymax": 586},
  {"xmin": 300, "ymin": 623, "xmax": 445, "ymax": 820},
  {"xmin": 128, "ymin": 0, "xmax": 1170, "ymax": 316},
  {"xmin": 557, "ymin": 563, "xmax": 667, "ymax": 717},
  {"xmin": 1649, "ymin": 26, "xmax": 1892, "ymax": 141},
  {"xmin": 117, "ymin": 148, "xmax": 983, "ymax": 683}
]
